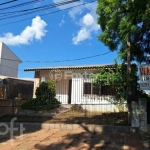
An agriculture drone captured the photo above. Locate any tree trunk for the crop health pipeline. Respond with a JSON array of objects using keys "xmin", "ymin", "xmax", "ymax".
[{"xmin": 127, "ymin": 40, "xmax": 131, "ymax": 124}]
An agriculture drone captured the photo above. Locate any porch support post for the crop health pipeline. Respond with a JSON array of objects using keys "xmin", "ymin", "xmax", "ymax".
[{"xmin": 33, "ymin": 71, "xmax": 41, "ymax": 98}]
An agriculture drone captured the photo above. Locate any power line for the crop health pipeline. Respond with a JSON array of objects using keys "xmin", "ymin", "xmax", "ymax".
[
  {"xmin": 0, "ymin": 64, "xmax": 24, "ymax": 72},
  {"xmin": 0, "ymin": 0, "xmax": 45, "ymax": 11},
  {"xmin": 0, "ymin": 0, "xmax": 78, "ymax": 15},
  {"xmin": 0, "ymin": 51, "xmax": 111, "ymax": 63},
  {"xmin": 0, "ymin": 51, "xmax": 111, "ymax": 72},
  {"xmin": 0, "ymin": 0, "xmax": 79, "ymax": 20},
  {"xmin": 0, "ymin": 0, "xmax": 96, "ymax": 26},
  {"xmin": 0, "ymin": 0, "xmax": 17, "ymax": 6}
]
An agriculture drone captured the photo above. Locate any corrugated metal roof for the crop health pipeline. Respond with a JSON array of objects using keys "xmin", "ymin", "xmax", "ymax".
[{"xmin": 24, "ymin": 64, "xmax": 115, "ymax": 71}]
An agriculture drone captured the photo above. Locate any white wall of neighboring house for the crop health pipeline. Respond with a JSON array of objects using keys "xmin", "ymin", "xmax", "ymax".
[{"xmin": 0, "ymin": 42, "xmax": 21, "ymax": 77}]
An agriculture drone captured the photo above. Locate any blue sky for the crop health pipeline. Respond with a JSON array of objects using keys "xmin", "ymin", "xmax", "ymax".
[{"xmin": 0, "ymin": 0, "xmax": 117, "ymax": 79}]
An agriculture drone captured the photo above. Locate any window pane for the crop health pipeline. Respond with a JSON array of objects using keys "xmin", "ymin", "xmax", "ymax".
[{"xmin": 84, "ymin": 82, "xmax": 91, "ymax": 94}]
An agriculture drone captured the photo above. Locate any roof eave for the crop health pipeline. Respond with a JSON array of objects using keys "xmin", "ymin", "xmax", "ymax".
[{"xmin": 24, "ymin": 65, "xmax": 115, "ymax": 72}]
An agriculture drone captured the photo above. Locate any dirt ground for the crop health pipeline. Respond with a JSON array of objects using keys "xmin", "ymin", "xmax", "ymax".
[
  {"xmin": 0, "ymin": 128, "xmax": 145, "ymax": 150},
  {"xmin": 47, "ymin": 111, "xmax": 128, "ymax": 125},
  {"xmin": 0, "ymin": 111, "xmax": 128, "ymax": 125}
]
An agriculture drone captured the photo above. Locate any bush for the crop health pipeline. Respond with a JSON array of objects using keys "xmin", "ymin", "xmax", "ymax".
[
  {"xmin": 35, "ymin": 81, "xmax": 56, "ymax": 105},
  {"xmin": 21, "ymin": 81, "xmax": 61, "ymax": 111},
  {"xmin": 71, "ymin": 104, "xmax": 83, "ymax": 112},
  {"xmin": 21, "ymin": 98, "xmax": 36, "ymax": 110}
]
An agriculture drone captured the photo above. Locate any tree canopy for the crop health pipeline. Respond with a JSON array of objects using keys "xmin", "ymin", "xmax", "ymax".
[
  {"xmin": 92, "ymin": 60, "xmax": 137, "ymax": 107},
  {"xmin": 97, "ymin": 0, "xmax": 150, "ymax": 63}
]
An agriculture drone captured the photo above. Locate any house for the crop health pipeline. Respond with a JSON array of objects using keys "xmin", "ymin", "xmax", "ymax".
[
  {"xmin": 25, "ymin": 64, "xmax": 126, "ymax": 112},
  {"xmin": 0, "ymin": 42, "xmax": 33, "ymax": 100},
  {"xmin": 0, "ymin": 42, "xmax": 22, "ymax": 77}
]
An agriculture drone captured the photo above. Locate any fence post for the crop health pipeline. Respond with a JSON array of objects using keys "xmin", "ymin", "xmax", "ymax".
[
  {"xmin": 12, "ymin": 99, "xmax": 14, "ymax": 114},
  {"xmin": 131, "ymin": 101, "xmax": 139, "ymax": 127},
  {"xmin": 139, "ymin": 98, "xmax": 147, "ymax": 132}
]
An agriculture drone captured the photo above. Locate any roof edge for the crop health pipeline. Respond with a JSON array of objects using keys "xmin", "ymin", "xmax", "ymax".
[{"xmin": 24, "ymin": 64, "xmax": 115, "ymax": 72}]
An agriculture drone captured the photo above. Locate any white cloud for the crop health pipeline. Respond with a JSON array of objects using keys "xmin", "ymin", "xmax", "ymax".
[
  {"xmin": 71, "ymin": 2, "xmax": 100, "ymax": 45},
  {"xmin": 0, "ymin": 16, "xmax": 47, "ymax": 46},
  {"xmin": 53, "ymin": 0, "xmax": 100, "ymax": 44},
  {"xmin": 53, "ymin": 0, "xmax": 84, "ymax": 20},
  {"xmin": 83, "ymin": 13, "xmax": 94, "ymax": 26},
  {"xmin": 68, "ymin": 5, "xmax": 84, "ymax": 20},
  {"xmin": 72, "ymin": 28, "xmax": 91, "ymax": 44},
  {"xmin": 59, "ymin": 15, "xmax": 65, "ymax": 26},
  {"xmin": 72, "ymin": 11, "xmax": 100, "ymax": 45},
  {"xmin": 53, "ymin": 0, "xmax": 83, "ymax": 10}
]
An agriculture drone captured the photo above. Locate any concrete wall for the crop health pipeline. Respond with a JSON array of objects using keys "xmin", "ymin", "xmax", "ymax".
[{"xmin": 0, "ymin": 42, "xmax": 21, "ymax": 77}]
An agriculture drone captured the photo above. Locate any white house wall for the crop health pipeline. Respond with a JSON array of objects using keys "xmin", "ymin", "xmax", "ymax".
[
  {"xmin": 55, "ymin": 79, "xmax": 69, "ymax": 104},
  {"xmin": 71, "ymin": 71, "xmax": 127, "ymax": 112},
  {"xmin": 0, "ymin": 43, "xmax": 21, "ymax": 77},
  {"xmin": 44, "ymin": 77, "xmax": 69, "ymax": 104},
  {"xmin": 40, "ymin": 69, "xmax": 127, "ymax": 112}
]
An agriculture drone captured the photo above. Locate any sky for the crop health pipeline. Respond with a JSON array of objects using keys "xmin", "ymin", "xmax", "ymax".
[{"xmin": 0, "ymin": 0, "xmax": 118, "ymax": 79}]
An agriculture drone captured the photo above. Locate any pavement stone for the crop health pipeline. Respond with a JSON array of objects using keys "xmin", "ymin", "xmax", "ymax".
[{"xmin": 0, "ymin": 126, "xmax": 149, "ymax": 150}]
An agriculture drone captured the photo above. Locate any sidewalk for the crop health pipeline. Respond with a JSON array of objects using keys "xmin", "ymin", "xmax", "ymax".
[{"xmin": 0, "ymin": 127, "xmax": 148, "ymax": 150}]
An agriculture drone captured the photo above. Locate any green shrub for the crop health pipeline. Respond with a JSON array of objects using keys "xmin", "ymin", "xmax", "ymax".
[
  {"xmin": 71, "ymin": 104, "xmax": 83, "ymax": 112},
  {"xmin": 21, "ymin": 98, "xmax": 36, "ymax": 110},
  {"xmin": 21, "ymin": 81, "xmax": 60, "ymax": 111}
]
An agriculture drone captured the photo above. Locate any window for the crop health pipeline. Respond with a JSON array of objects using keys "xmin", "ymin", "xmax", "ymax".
[
  {"xmin": 83, "ymin": 82, "xmax": 116, "ymax": 95},
  {"xmin": 83, "ymin": 82, "xmax": 100, "ymax": 95},
  {"xmin": 83, "ymin": 83, "xmax": 91, "ymax": 94}
]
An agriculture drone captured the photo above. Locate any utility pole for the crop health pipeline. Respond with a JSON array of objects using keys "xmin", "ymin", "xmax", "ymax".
[{"xmin": 127, "ymin": 40, "xmax": 131, "ymax": 124}]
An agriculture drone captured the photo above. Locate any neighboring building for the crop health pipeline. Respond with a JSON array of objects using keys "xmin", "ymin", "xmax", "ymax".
[
  {"xmin": 25, "ymin": 64, "xmax": 123, "ymax": 112},
  {"xmin": 0, "ymin": 42, "xmax": 22, "ymax": 77},
  {"xmin": 0, "ymin": 75, "xmax": 34, "ymax": 100}
]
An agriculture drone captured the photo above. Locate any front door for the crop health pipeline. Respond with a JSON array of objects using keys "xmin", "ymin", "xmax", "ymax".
[{"xmin": 68, "ymin": 80, "xmax": 72, "ymax": 104}]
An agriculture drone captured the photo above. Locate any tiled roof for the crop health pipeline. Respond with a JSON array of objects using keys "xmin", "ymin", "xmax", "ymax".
[{"xmin": 24, "ymin": 64, "xmax": 115, "ymax": 71}]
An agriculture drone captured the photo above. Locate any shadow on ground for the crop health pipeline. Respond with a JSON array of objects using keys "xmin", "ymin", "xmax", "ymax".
[
  {"xmin": 0, "ymin": 124, "xmax": 145, "ymax": 150},
  {"xmin": 0, "ymin": 111, "xmax": 128, "ymax": 125}
]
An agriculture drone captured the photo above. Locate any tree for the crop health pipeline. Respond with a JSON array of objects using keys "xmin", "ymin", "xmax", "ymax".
[
  {"xmin": 96, "ymin": 0, "xmax": 150, "ymax": 63},
  {"xmin": 92, "ymin": 60, "xmax": 137, "ymax": 112},
  {"xmin": 21, "ymin": 81, "xmax": 60, "ymax": 111}
]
